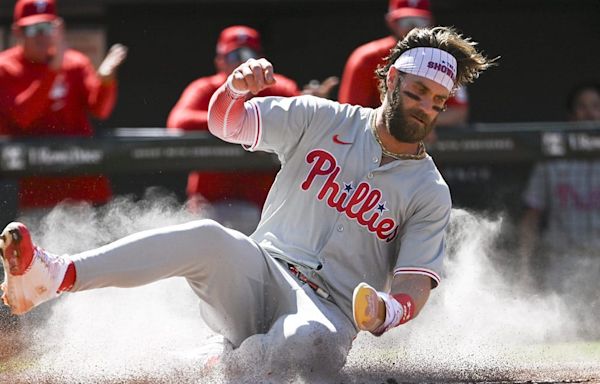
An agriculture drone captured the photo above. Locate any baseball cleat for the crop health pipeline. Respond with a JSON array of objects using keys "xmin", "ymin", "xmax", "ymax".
[
  {"xmin": 352, "ymin": 282, "xmax": 385, "ymax": 332},
  {"xmin": 0, "ymin": 222, "xmax": 68, "ymax": 315}
]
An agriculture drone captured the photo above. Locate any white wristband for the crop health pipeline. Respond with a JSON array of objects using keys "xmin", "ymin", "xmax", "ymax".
[
  {"xmin": 372, "ymin": 291, "xmax": 404, "ymax": 335},
  {"xmin": 226, "ymin": 75, "xmax": 250, "ymax": 97}
]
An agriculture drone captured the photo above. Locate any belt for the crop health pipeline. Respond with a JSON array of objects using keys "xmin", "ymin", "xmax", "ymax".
[{"xmin": 287, "ymin": 264, "xmax": 329, "ymax": 299}]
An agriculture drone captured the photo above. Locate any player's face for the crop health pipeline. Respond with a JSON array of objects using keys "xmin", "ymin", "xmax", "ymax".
[
  {"xmin": 571, "ymin": 90, "xmax": 600, "ymax": 122},
  {"xmin": 217, "ymin": 47, "xmax": 260, "ymax": 75},
  {"xmin": 384, "ymin": 73, "xmax": 449, "ymax": 143},
  {"xmin": 18, "ymin": 21, "xmax": 58, "ymax": 63},
  {"xmin": 389, "ymin": 16, "xmax": 432, "ymax": 40}
]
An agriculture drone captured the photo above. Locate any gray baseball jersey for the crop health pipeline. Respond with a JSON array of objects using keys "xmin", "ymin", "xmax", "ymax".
[
  {"xmin": 523, "ymin": 160, "xmax": 600, "ymax": 251},
  {"xmin": 246, "ymin": 95, "xmax": 451, "ymax": 319}
]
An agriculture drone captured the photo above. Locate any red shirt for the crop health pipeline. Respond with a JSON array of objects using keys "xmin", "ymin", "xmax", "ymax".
[
  {"xmin": 338, "ymin": 35, "xmax": 468, "ymax": 108},
  {"xmin": 0, "ymin": 46, "xmax": 117, "ymax": 208},
  {"xmin": 167, "ymin": 71, "xmax": 300, "ymax": 207}
]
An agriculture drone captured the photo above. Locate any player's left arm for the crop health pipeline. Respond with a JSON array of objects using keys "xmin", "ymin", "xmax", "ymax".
[
  {"xmin": 353, "ymin": 273, "xmax": 431, "ymax": 335},
  {"xmin": 390, "ymin": 273, "xmax": 432, "ymax": 318},
  {"xmin": 354, "ymin": 183, "xmax": 450, "ymax": 335}
]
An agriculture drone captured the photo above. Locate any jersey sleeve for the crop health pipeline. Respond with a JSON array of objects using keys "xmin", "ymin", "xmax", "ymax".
[
  {"xmin": 393, "ymin": 183, "xmax": 451, "ymax": 288},
  {"xmin": 522, "ymin": 163, "xmax": 547, "ymax": 210},
  {"xmin": 247, "ymin": 95, "xmax": 338, "ymax": 161}
]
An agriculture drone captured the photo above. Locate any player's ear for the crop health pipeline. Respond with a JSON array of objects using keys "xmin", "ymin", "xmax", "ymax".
[{"xmin": 386, "ymin": 66, "xmax": 399, "ymax": 91}]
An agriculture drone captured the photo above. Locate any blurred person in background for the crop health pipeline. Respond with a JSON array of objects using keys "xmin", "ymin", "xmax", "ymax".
[
  {"xmin": 567, "ymin": 83, "xmax": 600, "ymax": 121},
  {"xmin": 338, "ymin": 0, "xmax": 469, "ymax": 131},
  {"xmin": 167, "ymin": 25, "xmax": 337, "ymax": 233},
  {"xmin": 519, "ymin": 82, "xmax": 600, "ymax": 338},
  {"xmin": 0, "ymin": 0, "xmax": 127, "ymax": 220}
]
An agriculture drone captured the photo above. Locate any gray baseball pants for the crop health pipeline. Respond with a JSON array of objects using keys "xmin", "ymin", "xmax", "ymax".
[{"xmin": 69, "ymin": 219, "xmax": 356, "ymax": 379}]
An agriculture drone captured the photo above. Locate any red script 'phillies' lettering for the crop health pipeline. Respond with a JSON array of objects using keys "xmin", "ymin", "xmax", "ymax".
[{"xmin": 301, "ymin": 149, "xmax": 398, "ymax": 241}]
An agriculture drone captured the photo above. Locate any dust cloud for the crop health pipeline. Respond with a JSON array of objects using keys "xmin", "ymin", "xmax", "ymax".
[
  {"xmin": 2, "ymin": 199, "xmax": 599, "ymax": 383},
  {"xmin": 346, "ymin": 208, "xmax": 599, "ymax": 383}
]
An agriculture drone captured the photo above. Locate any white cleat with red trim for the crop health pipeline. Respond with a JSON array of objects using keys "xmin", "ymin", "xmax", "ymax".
[{"xmin": 0, "ymin": 222, "xmax": 68, "ymax": 315}]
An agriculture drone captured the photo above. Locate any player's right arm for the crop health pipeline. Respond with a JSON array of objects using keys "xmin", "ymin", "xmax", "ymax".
[
  {"xmin": 207, "ymin": 58, "xmax": 276, "ymax": 145},
  {"xmin": 230, "ymin": 58, "xmax": 276, "ymax": 94}
]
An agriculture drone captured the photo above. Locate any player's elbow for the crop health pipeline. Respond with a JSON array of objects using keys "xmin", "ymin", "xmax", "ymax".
[
  {"xmin": 206, "ymin": 105, "xmax": 232, "ymax": 139},
  {"xmin": 206, "ymin": 111, "xmax": 221, "ymax": 138}
]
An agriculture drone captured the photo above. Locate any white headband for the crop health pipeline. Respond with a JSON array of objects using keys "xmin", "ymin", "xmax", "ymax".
[{"xmin": 392, "ymin": 47, "xmax": 457, "ymax": 92}]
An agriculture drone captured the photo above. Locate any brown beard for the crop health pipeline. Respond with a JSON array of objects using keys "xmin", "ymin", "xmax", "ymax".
[{"xmin": 383, "ymin": 82, "xmax": 435, "ymax": 143}]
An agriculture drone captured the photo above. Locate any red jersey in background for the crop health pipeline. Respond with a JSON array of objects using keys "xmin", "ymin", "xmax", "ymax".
[
  {"xmin": 0, "ymin": 46, "xmax": 117, "ymax": 208},
  {"xmin": 167, "ymin": 71, "xmax": 300, "ymax": 207}
]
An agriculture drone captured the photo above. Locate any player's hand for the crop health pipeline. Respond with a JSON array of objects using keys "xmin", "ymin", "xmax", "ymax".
[
  {"xmin": 231, "ymin": 58, "xmax": 276, "ymax": 95},
  {"xmin": 302, "ymin": 76, "xmax": 339, "ymax": 98},
  {"xmin": 48, "ymin": 19, "xmax": 65, "ymax": 71},
  {"xmin": 98, "ymin": 44, "xmax": 128, "ymax": 82}
]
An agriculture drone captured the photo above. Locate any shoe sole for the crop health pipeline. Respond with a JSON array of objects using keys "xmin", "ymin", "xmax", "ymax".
[
  {"xmin": 352, "ymin": 282, "xmax": 382, "ymax": 332},
  {"xmin": 1, "ymin": 223, "xmax": 35, "ymax": 315}
]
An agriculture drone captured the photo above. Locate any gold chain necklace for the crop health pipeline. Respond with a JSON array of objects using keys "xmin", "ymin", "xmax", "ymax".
[{"xmin": 369, "ymin": 111, "xmax": 427, "ymax": 161}]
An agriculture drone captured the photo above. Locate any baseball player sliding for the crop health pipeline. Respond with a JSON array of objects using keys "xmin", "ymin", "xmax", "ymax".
[{"xmin": 1, "ymin": 27, "xmax": 493, "ymax": 381}]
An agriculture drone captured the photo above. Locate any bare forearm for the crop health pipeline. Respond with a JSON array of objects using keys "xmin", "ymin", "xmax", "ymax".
[
  {"xmin": 353, "ymin": 274, "xmax": 433, "ymax": 335},
  {"xmin": 390, "ymin": 274, "xmax": 431, "ymax": 318}
]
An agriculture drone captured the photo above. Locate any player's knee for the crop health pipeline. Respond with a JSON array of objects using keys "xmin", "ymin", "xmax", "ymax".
[
  {"xmin": 186, "ymin": 219, "xmax": 232, "ymax": 247},
  {"xmin": 189, "ymin": 218, "xmax": 222, "ymax": 230}
]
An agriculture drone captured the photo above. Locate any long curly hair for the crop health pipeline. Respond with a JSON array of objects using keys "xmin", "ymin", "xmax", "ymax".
[{"xmin": 376, "ymin": 26, "xmax": 497, "ymax": 97}]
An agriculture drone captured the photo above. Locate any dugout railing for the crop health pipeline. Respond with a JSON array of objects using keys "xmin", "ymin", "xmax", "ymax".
[{"xmin": 1, "ymin": 121, "xmax": 600, "ymax": 225}]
